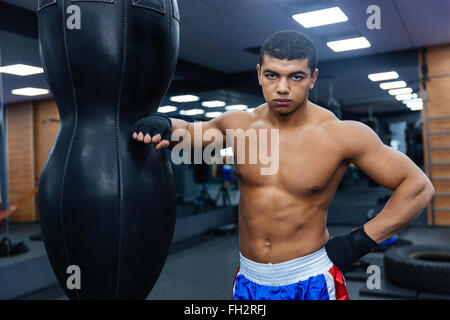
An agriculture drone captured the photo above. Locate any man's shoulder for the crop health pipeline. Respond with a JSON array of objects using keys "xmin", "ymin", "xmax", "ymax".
[
  {"xmin": 323, "ymin": 118, "xmax": 376, "ymax": 137},
  {"xmin": 312, "ymin": 104, "xmax": 340, "ymax": 130},
  {"xmin": 313, "ymin": 105, "xmax": 379, "ymax": 148},
  {"xmin": 220, "ymin": 104, "xmax": 264, "ymax": 123},
  {"xmin": 212, "ymin": 105, "xmax": 261, "ymax": 133},
  {"xmin": 319, "ymin": 116, "xmax": 384, "ymax": 162},
  {"xmin": 312, "ymin": 105, "xmax": 368, "ymax": 135}
]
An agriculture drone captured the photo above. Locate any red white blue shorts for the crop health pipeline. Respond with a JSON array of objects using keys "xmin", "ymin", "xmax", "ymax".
[{"xmin": 232, "ymin": 247, "xmax": 349, "ymax": 300}]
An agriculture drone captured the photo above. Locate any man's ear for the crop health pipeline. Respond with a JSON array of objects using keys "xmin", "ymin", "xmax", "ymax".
[
  {"xmin": 309, "ymin": 68, "xmax": 319, "ymax": 90},
  {"xmin": 256, "ymin": 64, "xmax": 262, "ymax": 86}
]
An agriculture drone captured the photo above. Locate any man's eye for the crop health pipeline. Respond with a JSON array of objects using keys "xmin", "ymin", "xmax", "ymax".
[
  {"xmin": 266, "ymin": 74, "xmax": 277, "ymax": 79},
  {"xmin": 292, "ymin": 75, "xmax": 304, "ymax": 81}
]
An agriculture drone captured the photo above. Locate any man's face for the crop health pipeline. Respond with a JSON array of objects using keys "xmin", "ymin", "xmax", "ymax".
[{"xmin": 257, "ymin": 55, "xmax": 318, "ymax": 115}]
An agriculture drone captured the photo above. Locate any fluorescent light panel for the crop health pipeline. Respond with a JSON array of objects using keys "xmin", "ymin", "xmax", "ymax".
[
  {"xmin": 11, "ymin": 87, "xmax": 49, "ymax": 96},
  {"xmin": 395, "ymin": 93, "xmax": 414, "ymax": 101},
  {"xmin": 225, "ymin": 104, "xmax": 248, "ymax": 111},
  {"xmin": 368, "ymin": 71, "xmax": 399, "ymax": 82},
  {"xmin": 170, "ymin": 95, "xmax": 199, "ymax": 103},
  {"xmin": 406, "ymin": 100, "xmax": 423, "ymax": 109},
  {"xmin": 379, "ymin": 81, "xmax": 407, "ymax": 90},
  {"xmin": 179, "ymin": 109, "xmax": 204, "ymax": 116},
  {"xmin": 0, "ymin": 64, "xmax": 44, "ymax": 76},
  {"xmin": 327, "ymin": 37, "xmax": 370, "ymax": 52},
  {"xmin": 402, "ymin": 98, "xmax": 422, "ymax": 105},
  {"xmin": 202, "ymin": 100, "xmax": 226, "ymax": 108},
  {"xmin": 292, "ymin": 7, "xmax": 348, "ymax": 28},
  {"xmin": 158, "ymin": 106, "xmax": 178, "ymax": 113},
  {"xmin": 389, "ymin": 87, "xmax": 412, "ymax": 96},
  {"xmin": 407, "ymin": 105, "xmax": 423, "ymax": 110},
  {"xmin": 205, "ymin": 112, "xmax": 223, "ymax": 118}
]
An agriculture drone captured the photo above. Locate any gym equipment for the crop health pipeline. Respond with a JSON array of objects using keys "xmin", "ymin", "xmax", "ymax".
[
  {"xmin": 326, "ymin": 80, "xmax": 341, "ymax": 119},
  {"xmin": 193, "ymin": 163, "xmax": 216, "ymax": 214},
  {"xmin": 193, "ymin": 184, "xmax": 216, "ymax": 214},
  {"xmin": 215, "ymin": 165, "xmax": 232, "ymax": 207},
  {"xmin": 37, "ymin": 0, "xmax": 179, "ymax": 299},
  {"xmin": 384, "ymin": 245, "xmax": 450, "ymax": 294},
  {"xmin": 0, "ymin": 237, "xmax": 29, "ymax": 257}
]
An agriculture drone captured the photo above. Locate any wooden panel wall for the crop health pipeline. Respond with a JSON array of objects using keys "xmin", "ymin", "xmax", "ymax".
[
  {"xmin": 33, "ymin": 99, "xmax": 60, "ymax": 221},
  {"xmin": 6, "ymin": 101, "xmax": 35, "ymax": 222},
  {"xmin": 420, "ymin": 44, "xmax": 450, "ymax": 225},
  {"xmin": 6, "ymin": 98, "xmax": 59, "ymax": 222}
]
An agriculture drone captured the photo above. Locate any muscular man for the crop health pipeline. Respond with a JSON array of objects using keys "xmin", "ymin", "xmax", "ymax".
[{"xmin": 131, "ymin": 31, "xmax": 435, "ymax": 300}]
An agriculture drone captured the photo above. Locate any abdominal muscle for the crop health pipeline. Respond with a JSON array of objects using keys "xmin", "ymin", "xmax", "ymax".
[{"xmin": 238, "ymin": 185, "xmax": 330, "ymax": 264}]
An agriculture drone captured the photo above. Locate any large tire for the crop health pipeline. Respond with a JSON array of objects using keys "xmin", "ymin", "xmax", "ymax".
[{"xmin": 384, "ymin": 245, "xmax": 450, "ymax": 294}]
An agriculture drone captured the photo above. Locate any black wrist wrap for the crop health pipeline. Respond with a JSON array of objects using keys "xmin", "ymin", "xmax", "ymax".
[
  {"xmin": 130, "ymin": 113, "xmax": 172, "ymax": 141},
  {"xmin": 325, "ymin": 226, "xmax": 378, "ymax": 271}
]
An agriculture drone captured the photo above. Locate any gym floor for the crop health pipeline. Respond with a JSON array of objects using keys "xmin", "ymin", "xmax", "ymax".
[{"xmin": 17, "ymin": 224, "xmax": 450, "ymax": 300}]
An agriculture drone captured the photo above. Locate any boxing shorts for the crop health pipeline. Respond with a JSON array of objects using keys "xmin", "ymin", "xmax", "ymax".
[{"xmin": 232, "ymin": 247, "xmax": 349, "ymax": 300}]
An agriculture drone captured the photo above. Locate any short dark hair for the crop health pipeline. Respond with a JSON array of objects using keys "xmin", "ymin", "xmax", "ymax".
[{"xmin": 259, "ymin": 30, "xmax": 318, "ymax": 74}]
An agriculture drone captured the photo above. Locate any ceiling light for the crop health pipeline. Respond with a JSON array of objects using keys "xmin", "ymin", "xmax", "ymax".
[
  {"xmin": 205, "ymin": 112, "xmax": 223, "ymax": 118},
  {"xmin": 408, "ymin": 105, "xmax": 423, "ymax": 111},
  {"xmin": 388, "ymin": 87, "xmax": 412, "ymax": 96},
  {"xmin": 202, "ymin": 100, "xmax": 226, "ymax": 108},
  {"xmin": 395, "ymin": 93, "xmax": 414, "ymax": 101},
  {"xmin": 179, "ymin": 109, "xmax": 204, "ymax": 116},
  {"xmin": 170, "ymin": 95, "xmax": 199, "ymax": 103},
  {"xmin": 327, "ymin": 37, "xmax": 371, "ymax": 52},
  {"xmin": 402, "ymin": 98, "xmax": 422, "ymax": 105},
  {"xmin": 225, "ymin": 104, "xmax": 248, "ymax": 111},
  {"xmin": 0, "ymin": 64, "xmax": 44, "ymax": 76},
  {"xmin": 406, "ymin": 100, "xmax": 423, "ymax": 109},
  {"xmin": 292, "ymin": 7, "xmax": 348, "ymax": 28},
  {"xmin": 368, "ymin": 71, "xmax": 399, "ymax": 82},
  {"xmin": 379, "ymin": 81, "xmax": 407, "ymax": 90},
  {"xmin": 11, "ymin": 87, "xmax": 49, "ymax": 96},
  {"xmin": 158, "ymin": 105, "xmax": 178, "ymax": 113}
]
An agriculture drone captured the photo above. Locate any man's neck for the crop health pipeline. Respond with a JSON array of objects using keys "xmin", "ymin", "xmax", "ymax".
[{"xmin": 266, "ymin": 99, "xmax": 312, "ymax": 128}]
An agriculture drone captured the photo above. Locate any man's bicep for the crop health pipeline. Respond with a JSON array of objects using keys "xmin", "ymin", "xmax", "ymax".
[{"xmin": 342, "ymin": 121, "xmax": 416, "ymax": 190}]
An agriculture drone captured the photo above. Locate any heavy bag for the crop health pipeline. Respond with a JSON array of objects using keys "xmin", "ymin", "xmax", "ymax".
[{"xmin": 37, "ymin": 0, "xmax": 179, "ymax": 299}]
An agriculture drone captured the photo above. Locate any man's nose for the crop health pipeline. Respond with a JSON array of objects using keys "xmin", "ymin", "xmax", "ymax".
[{"xmin": 276, "ymin": 78, "xmax": 289, "ymax": 94}]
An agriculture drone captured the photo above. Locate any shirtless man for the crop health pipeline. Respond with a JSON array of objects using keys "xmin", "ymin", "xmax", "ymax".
[{"xmin": 130, "ymin": 31, "xmax": 435, "ymax": 300}]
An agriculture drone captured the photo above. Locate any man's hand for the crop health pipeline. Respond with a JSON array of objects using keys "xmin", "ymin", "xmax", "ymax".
[
  {"xmin": 130, "ymin": 114, "xmax": 172, "ymax": 150},
  {"xmin": 325, "ymin": 225, "xmax": 378, "ymax": 271}
]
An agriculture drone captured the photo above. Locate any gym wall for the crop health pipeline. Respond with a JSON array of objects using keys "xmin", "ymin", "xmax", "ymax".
[
  {"xmin": 6, "ymin": 98, "xmax": 59, "ymax": 222},
  {"xmin": 420, "ymin": 44, "xmax": 450, "ymax": 226}
]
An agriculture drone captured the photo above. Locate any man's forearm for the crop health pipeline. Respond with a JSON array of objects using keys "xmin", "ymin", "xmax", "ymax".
[
  {"xmin": 168, "ymin": 118, "xmax": 190, "ymax": 149},
  {"xmin": 364, "ymin": 175, "xmax": 435, "ymax": 243},
  {"xmin": 170, "ymin": 118, "xmax": 189, "ymax": 132},
  {"xmin": 169, "ymin": 118, "xmax": 224, "ymax": 150}
]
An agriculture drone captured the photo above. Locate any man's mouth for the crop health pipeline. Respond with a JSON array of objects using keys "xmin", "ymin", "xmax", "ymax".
[{"xmin": 273, "ymin": 99, "xmax": 291, "ymax": 106}]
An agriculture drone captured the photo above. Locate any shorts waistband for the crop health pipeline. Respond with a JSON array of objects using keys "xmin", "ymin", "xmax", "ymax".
[{"xmin": 239, "ymin": 247, "xmax": 334, "ymax": 286}]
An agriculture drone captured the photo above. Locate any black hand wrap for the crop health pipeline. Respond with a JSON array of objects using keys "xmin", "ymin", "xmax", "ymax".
[
  {"xmin": 325, "ymin": 226, "xmax": 378, "ymax": 271},
  {"xmin": 131, "ymin": 113, "xmax": 172, "ymax": 142}
]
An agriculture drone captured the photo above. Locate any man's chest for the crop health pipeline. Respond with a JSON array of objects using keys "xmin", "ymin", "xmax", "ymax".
[{"xmin": 228, "ymin": 126, "xmax": 346, "ymax": 195}]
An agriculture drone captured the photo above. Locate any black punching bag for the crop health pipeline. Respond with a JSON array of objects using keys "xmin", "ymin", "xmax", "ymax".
[{"xmin": 37, "ymin": 0, "xmax": 179, "ymax": 299}]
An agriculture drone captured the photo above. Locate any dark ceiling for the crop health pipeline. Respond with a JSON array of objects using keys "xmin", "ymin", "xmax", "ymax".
[{"xmin": 1, "ymin": 0, "xmax": 449, "ymax": 118}]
